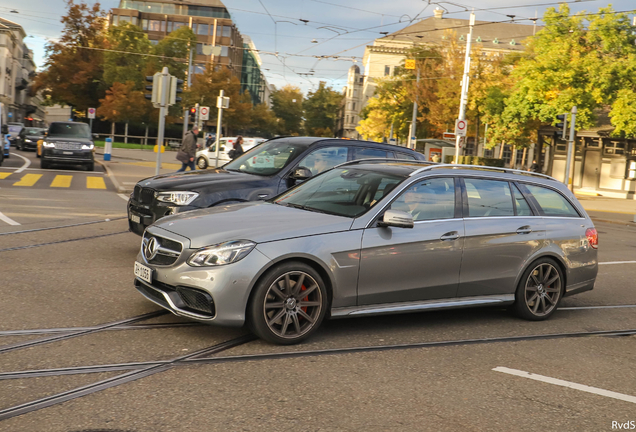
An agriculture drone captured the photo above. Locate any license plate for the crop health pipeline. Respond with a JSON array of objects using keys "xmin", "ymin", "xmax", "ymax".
[
  {"xmin": 134, "ymin": 261, "xmax": 152, "ymax": 283},
  {"xmin": 130, "ymin": 214, "xmax": 141, "ymax": 224},
  {"xmin": 63, "ymin": 151, "xmax": 73, "ymax": 155}
]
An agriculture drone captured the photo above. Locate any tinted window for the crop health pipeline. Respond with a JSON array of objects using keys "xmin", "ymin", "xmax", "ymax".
[
  {"xmin": 297, "ymin": 147, "xmax": 348, "ymax": 176},
  {"xmin": 391, "ymin": 178, "xmax": 455, "ymax": 221},
  {"xmin": 48, "ymin": 123, "xmax": 91, "ymax": 139},
  {"xmin": 353, "ymin": 147, "xmax": 389, "ymax": 160},
  {"xmin": 524, "ymin": 184, "xmax": 580, "ymax": 217},
  {"xmin": 464, "ymin": 178, "xmax": 514, "ymax": 217},
  {"xmin": 274, "ymin": 168, "xmax": 405, "ymax": 218},
  {"xmin": 25, "ymin": 128, "xmax": 46, "ymax": 135},
  {"xmin": 395, "ymin": 152, "xmax": 417, "ymax": 160},
  {"xmin": 224, "ymin": 141, "xmax": 305, "ymax": 176},
  {"xmin": 512, "ymin": 183, "xmax": 533, "ymax": 216}
]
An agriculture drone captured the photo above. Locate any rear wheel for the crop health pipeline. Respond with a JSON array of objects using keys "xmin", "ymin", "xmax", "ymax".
[
  {"xmin": 248, "ymin": 262, "xmax": 328, "ymax": 345},
  {"xmin": 513, "ymin": 258, "xmax": 564, "ymax": 321},
  {"xmin": 197, "ymin": 157, "xmax": 208, "ymax": 170}
]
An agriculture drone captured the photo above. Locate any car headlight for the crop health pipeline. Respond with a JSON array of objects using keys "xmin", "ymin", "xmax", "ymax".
[
  {"xmin": 81, "ymin": 143, "xmax": 94, "ymax": 150},
  {"xmin": 154, "ymin": 191, "xmax": 199, "ymax": 206},
  {"xmin": 25, "ymin": 139, "xmax": 32, "ymax": 143},
  {"xmin": 187, "ymin": 240, "xmax": 256, "ymax": 267},
  {"xmin": 42, "ymin": 141, "xmax": 55, "ymax": 148}
]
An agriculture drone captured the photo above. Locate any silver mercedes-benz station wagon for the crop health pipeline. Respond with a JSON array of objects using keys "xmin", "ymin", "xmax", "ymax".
[{"xmin": 133, "ymin": 161, "xmax": 598, "ymax": 344}]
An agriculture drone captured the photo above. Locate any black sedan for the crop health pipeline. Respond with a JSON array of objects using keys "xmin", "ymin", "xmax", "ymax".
[
  {"xmin": 128, "ymin": 137, "xmax": 425, "ymax": 235},
  {"xmin": 18, "ymin": 127, "xmax": 47, "ymax": 151}
]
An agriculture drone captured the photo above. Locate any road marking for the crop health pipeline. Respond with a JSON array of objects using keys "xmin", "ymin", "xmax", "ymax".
[
  {"xmin": 13, "ymin": 174, "xmax": 42, "ymax": 187},
  {"xmin": 118, "ymin": 193, "xmax": 129, "ymax": 201},
  {"xmin": 599, "ymin": 261, "xmax": 636, "ymax": 265},
  {"xmin": 493, "ymin": 367, "xmax": 636, "ymax": 404},
  {"xmin": 0, "ymin": 211, "xmax": 20, "ymax": 226},
  {"xmin": 10, "ymin": 152, "xmax": 30, "ymax": 173},
  {"xmin": 0, "ymin": 173, "xmax": 11, "ymax": 180},
  {"xmin": 50, "ymin": 175, "xmax": 72, "ymax": 188},
  {"xmin": 86, "ymin": 177, "xmax": 106, "ymax": 189}
]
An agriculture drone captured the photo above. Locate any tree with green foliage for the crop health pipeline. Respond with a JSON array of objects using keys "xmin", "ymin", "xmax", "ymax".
[
  {"xmin": 150, "ymin": 27, "xmax": 197, "ymax": 80},
  {"xmin": 270, "ymin": 85, "xmax": 304, "ymax": 135},
  {"xmin": 304, "ymin": 81, "xmax": 343, "ymax": 137},
  {"xmin": 103, "ymin": 22, "xmax": 152, "ymax": 90},
  {"xmin": 34, "ymin": 0, "xmax": 105, "ymax": 112}
]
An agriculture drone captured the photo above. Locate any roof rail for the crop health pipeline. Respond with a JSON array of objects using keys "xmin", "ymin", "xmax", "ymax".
[
  {"xmin": 335, "ymin": 158, "xmax": 434, "ymax": 169},
  {"xmin": 409, "ymin": 164, "xmax": 557, "ymax": 181}
]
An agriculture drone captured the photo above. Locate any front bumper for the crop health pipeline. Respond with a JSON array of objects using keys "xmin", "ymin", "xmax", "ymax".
[
  {"xmin": 41, "ymin": 148, "xmax": 94, "ymax": 164},
  {"xmin": 133, "ymin": 227, "xmax": 272, "ymax": 326},
  {"xmin": 22, "ymin": 140, "xmax": 38, "ymax": 150},
  {"xmin": 127, "ymin": 196, "xmax": 198, "ymax": 236}
]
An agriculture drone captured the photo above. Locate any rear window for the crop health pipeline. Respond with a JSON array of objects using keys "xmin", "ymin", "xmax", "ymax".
[{"xmin": 523, "ymin": 184, "xmax": 580, "ymax": 217}]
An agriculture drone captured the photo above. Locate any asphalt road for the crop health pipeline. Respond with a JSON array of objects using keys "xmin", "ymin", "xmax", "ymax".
[{"xmin": 0, "ymin": 151, "xmax": 634, "ymax": 431}]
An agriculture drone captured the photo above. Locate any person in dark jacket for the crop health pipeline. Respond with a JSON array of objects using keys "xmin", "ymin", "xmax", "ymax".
[
  {"xmin": 177, "ymin": 126, "xmax": 198, "ymax": 172},
  {"xmin": 528, "ymin": 159, "xmax": 541, "ymax": 173},
  {"xmin": 228, "ymin": 136, "xmax": 244, "ymax": 160}
]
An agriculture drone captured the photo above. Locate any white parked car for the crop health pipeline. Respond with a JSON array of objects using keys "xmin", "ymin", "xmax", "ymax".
[{"xmin": 196, "ymin": 137, "xmax": 267, "ymax": 169}]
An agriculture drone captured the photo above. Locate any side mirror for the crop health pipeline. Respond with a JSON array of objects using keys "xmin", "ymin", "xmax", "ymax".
[
  {"xmin": 290, "ymin": 167, "xmax": 312, "ymax": 181},
  {"xmin": 377, "ymin": 209, "xmax": 414, "ymax": 229}
]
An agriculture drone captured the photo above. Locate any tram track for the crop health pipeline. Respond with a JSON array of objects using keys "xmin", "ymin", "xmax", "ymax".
[{"xmin": 0, "ymin": 217, "xmax": 126, "ymax": 236}]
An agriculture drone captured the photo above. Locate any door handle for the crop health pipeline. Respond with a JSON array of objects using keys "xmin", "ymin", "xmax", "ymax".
[
  {"xmin": 440, "ymin": 231, "xmax": 460, "ymax": 241},
  {"xmin": 516, "ymin": 226, "xmax": 532, "ymax": 234}
]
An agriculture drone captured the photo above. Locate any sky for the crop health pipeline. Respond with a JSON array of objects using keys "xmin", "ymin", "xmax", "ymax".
[{"xmin": 0, "ymin": 0, "xmax": 635, "ymax": 95}]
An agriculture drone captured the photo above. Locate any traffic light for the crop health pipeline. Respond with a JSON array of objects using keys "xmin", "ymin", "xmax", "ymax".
[
  {"xmin": 189, "ymin": 107, "xmax": 197, "ymax": 116},
  {"xmin": 555, "ymin": 114, "xmax": 567, "ymax": 139},
  {"xmin": 169, "ymin": 77, "xmax": 184, "ymax": 105},
  {"xmin": 145, "ymin": 73, "xmax": 162, "ymax": 104}
]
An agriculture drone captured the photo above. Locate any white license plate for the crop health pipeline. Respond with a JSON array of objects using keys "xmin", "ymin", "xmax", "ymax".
[
  {"xmin": 130, "ymin": 214, "xmax": 140, "ymax": 223},
  {"xmin": 134, "ymin": 261, "xmax": 153, "ymax": 283},
  {"xmin": 63, "ymin": 151, "xmax": 73, "ymax": 155}
]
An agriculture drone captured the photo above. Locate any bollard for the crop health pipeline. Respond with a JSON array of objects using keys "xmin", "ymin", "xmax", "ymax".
[{"xmin": 104, "ymin": 137, "xmax": 112, "ymax": 161}]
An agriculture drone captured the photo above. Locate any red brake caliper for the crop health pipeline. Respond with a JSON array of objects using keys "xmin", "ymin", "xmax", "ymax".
[{"xmin": 300, "ymin": 285, "xmax": 308, "ymax": 315}]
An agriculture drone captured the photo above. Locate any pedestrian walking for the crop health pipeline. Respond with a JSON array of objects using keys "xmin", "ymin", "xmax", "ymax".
[
  {"xmin": 228, "ymin": 135, "xmax": 245, "ymax": 160},
  {"xmin": 528, "ymin": 159, "xmax": 541, "ymax": 173},
  {"xmin": 177, "ymin": 126, "xmax": 198, "ymax": 172}
]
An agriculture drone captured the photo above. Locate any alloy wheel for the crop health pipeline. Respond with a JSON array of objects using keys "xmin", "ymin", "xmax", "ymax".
[
  {"xmin": 262, "ymin": 271, "xmax": 323, "ymax": 340},
  {"xmin": 524, "ymin": 263, "xmax": 562, "ymax": 317}
]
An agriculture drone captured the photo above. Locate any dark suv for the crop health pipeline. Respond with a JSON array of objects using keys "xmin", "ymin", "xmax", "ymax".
[
  {"xmin": 41, "ymin": 122, "xmax": 96, "ymax": 171},
  {"xmin": 128, "ymin": 137, "xmax": 425, "ymax": 235}
]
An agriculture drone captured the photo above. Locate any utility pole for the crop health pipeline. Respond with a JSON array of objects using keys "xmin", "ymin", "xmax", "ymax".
[
  {"xmin": 155, "ymin": 67, "xmax": 170, "ymax": 176},
  {"xmin": 182, "ymin": 48, "xmax": 194, "ymax": 138},
  {"xmin": 564, "ymin": 106, "xmax": 577, "ymax": 190},
  {"xmin": 214, "ymin": 89, "xmax": 226, "ymax": 168},
  {"xmin": 454, "ymin": 11, "xmax": 475, "ymax": 163},
  {"xmin": 408, "ymin": 68, "xmax": 420, "ymax": 149}
]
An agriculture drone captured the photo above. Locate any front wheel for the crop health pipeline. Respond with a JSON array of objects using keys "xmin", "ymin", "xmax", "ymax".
[
  {"xmin": 86, "ymin": 162, "xmax": 94, "ymax": 171},
  {"xmin": 513, "ymin": 258, "xmax": 564, "ymax": 321},
  {"xmin": 40, "ymin": 159, "xmax": 49, "ymax": 169},
  {"xmin": 248, "ymin": 262, "xmax": 328, "ymax": 345},
  {"xmin": 197, "ymin": 157, "xmax": 208, "ymax": 170}
]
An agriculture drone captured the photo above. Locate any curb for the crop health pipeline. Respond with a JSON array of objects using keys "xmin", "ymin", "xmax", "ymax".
[{"xmin": 95, "ymin": 159, "xmax": 127, "ymax": 194}]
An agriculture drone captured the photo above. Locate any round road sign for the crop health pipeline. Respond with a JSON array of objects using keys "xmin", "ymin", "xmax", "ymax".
[{"xmin": 200, "ymin": 107, "xmax": 209, "ymax": 116}]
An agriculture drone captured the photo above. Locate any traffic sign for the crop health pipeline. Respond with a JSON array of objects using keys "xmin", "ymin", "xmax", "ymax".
[
  {"xmin": 87, "ymin": 108, "xmax": 96, "ymax": 119},
  {"xmin": 455, "ymin": 119, "xmax": 467, "ymax": 137},
  {"xmin": 199, "ymin": 106, "xmax": 210, "ymax": 121},
  {"xmin": 405, "ymin": 59, "xmax": 416, "ymax": 70}
]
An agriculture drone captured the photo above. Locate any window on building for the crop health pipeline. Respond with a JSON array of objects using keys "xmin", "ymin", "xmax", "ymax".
[
  {"xmin": 384, "ymin": 65, "xmax": 390, "ymax": 76},
  {"xmin": 216, "ymin": 25, "xmax": 231, "ymax": 38},
  {"xmin": 148, "ymin": 20, "xmax": 163, "ymax": 32},
  {"xmin": 191, "ymin": 23, "xmax": 197, "ymax": 34},
  {"xmin": 173, "ymin": 21, "xmax": 186, "ymax": 30},
  {"xmin": 119, "ymin": 16, "xmax": 131, "ymax": 24},
  {"xmin": 112, "ymin": 15, "xmax": 119, "ymax": 25},
  {"xmin": 352, "ymin": 102, "xmax": 356, "ymax": 111},
  {"xmin": 196, "ymin": 43, "xmax": 204, "ymax": 55},
  {"xmin": 197, "ymin": 24, "xmax": 209, "ymax": 35},
  {"xmin": 220, "ymin": 46, "xmax": 229, "ymax": 57},
  {"xmin": 604, "ymin": 141, "xmax": 626, "ymax": 156},
  {"xmin": 141, "ymin": 19, "xmax": 148, "ymax": 30}
]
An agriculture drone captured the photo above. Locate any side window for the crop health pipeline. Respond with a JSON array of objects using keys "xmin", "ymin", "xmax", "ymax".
[
  {"xmin": 512, "ymin": 183, "xmax": 533, "ymax": 216},
  {"xmin": 523, "ymin": 184, "xmax": 580, "ymax": 217},
  {"xmin": 353, "ymin": 147, "xmax": 389, "ymax": 160},
  {"xmin": 395, "ymin": 152, "xmax": 417, "ymax": 161},
  {"xmin": 390, "ymin": 178, "xmax": 455, "ymax": 221},
  {"xmin": 463, "ymin": 178, "xmax": 514, "ymax": 217},
  {"xmin": 297, "ymin": 147, "xmax": 348, "ymax": 176}
]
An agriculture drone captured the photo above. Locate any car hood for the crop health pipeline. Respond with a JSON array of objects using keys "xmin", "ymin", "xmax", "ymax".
[
  {"xmin": 153, "ymin": 201, "xmax": 354, "ymax": 248},
  {"xmin": 136, "ymin": 168, "xmax": 265, "ymax": 191},
  {"xmin": 46, "ymin": 136, "xmax": 93, "ymax": 143},
  {"xmin": 25, "ymin": 135, "xmax": 45, "ymax": 140}
]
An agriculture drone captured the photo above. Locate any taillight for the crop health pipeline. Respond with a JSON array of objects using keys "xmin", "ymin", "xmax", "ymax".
[{"xmin": 585, "ymin": 228, "xmax": 598, "ymax": 249}]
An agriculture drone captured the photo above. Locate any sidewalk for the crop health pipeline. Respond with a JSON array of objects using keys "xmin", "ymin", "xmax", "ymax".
[{"xmin": 574, "ymin": 194, "xmax": 636, "ymax": 226}]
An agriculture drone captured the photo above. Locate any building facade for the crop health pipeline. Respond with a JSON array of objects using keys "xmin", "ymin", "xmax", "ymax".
[
  {"xmin": 335, "ymin": 65, "xmax": 363, "ymax": 139},
  {"xmin": 0, "ymin": 18, "xmax": 45, "ymax": 126},
  {"xmin": 109, "ymin": 0, "xmax": 244, "ymax": 79},
  {"xmin": 241, "ymin": 36, "xmax": 270, "ymax": 106}
]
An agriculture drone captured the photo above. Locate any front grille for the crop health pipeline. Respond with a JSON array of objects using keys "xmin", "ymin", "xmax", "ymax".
[
  {"xmin": 54, "ymin": 142, "xmax": 82, "ymax": 150},
  {"xmin": 133, "ymin": 185, "xmax": 141, "ymax": 201},
  {"xmin": 142, "ymin": 233, "xmax": 182, "ymax": 265},
  {"xmin": 176, "ymin": 287, "xmax": 215, "ymax": 315},
  {"xmin": 140, "ymin": 188, "xmax": 155, "ymax": 204},
  {"xmin": 135, "ymin": 280, "xmax": 170, "ymax": 309}
]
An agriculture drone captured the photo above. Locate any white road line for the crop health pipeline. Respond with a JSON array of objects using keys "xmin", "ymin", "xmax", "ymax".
[
  {"xmin": 0, "ymin": 167, "xmax": 104, "ymax": 174},
  {"xmin": 10, "ymin": 153, "xmax": 30, "ymax": 173},
  {"xmin": 118, "ymin": 193, "xmax": 130, "ymax": 201},
  {"xmin": 493, "ymin": 367, "xmax": 636, "ymax": 404},
  {"xmin": 599, "ymin": 261, "xmax": 636, "ymax": 265},
  {"xmin": 0, "ymin": 211, "xmax": 20, "ymax": 226}
]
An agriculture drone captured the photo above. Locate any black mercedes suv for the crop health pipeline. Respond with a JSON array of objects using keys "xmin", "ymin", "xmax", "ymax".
[
  {"xmin": 41, "ymin": 122, "xmax": 97, "ymax": 171},
  {"xmin": 128, "ymin": 137, "xmax": 425, "ymax": 235}
]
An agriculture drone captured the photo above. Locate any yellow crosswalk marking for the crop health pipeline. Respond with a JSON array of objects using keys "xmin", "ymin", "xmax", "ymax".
[
  {"xmin": 13, "ymin": 174, "xmax": 42, "ymax": 187},
  {"xmin": 86, "ymin": 177, "xmax": 106, "ymax": 189},
  {"xmin": 50, "ymin": 175, "xmax": 72, "ymax": 188},
  {"xmin": 0, "ymin": 173, "xmax": 11, "ymax": 180}
]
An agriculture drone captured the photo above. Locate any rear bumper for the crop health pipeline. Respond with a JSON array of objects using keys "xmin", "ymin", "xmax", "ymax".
[{"xmin": 564, "ymin": 279, "xmax": 595, "ymax": 297}]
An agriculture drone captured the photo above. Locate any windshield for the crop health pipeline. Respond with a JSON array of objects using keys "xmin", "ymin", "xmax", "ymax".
[
  {"xmin": 25, "ymin": 128, "xmax": 46, "ymax": 135},
  {"xmin": 274, "ymin": 168, "xmax": 405, "ymax": 218},
  {"xmin": 223, "ymin": 141, "xmax": 306, "ymax": 176},
  {"xmin": 48, "ymin": 123, "xmax": 91, "ymax": 139}
]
